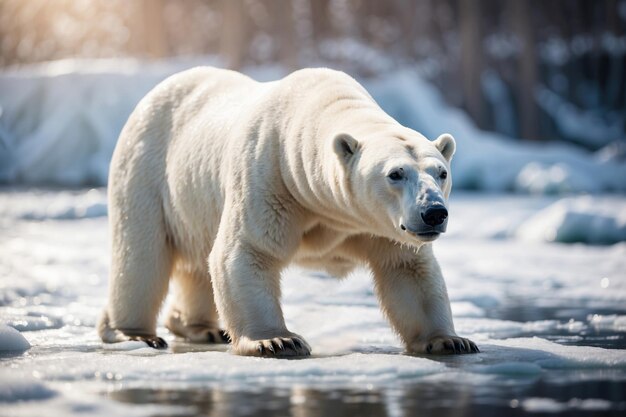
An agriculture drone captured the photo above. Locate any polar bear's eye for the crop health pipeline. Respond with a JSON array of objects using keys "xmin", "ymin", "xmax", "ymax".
[
  {"xmin": 388, "ymin": 169, "xmax": 404, "ymax": 181},
  {"xmin": 440, "ymin": 170, "xmax": 448, "ymax": 180}
]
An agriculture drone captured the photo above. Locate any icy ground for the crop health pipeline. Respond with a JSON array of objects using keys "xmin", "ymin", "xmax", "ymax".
[{"xmin": 1, "ymin": 189, "xmax": 625, "ymax": 417}]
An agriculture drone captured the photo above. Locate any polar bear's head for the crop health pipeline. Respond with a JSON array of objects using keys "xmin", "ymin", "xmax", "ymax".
[{"xmin": 333, "ymin": 132, "xmax": 456, "ymax": 244}]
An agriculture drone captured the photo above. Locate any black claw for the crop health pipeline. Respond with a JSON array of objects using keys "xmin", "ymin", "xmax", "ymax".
[
  {"xmin": 284, "ymin": 338, "xmax": 296, "ymax": 351},
  {"xmin": 293, "ymin": 339, "xmax": 302, "ymax": 349},
  {"xmin": 207, "ymin": 332, "xmax": 215, "ymax": 343},
  {"xmin": 219, "ymin": 330, "xmax": 230, "ymax": 343},
  {"xmin": 426, "ymin": 344, "xmax": 432, "ymax": 354},
  {"xmin": 257, "ymin": 344, "xmax": 265, "ymax": 355},
  {"xmin": 273, "ymin": 340, "xmax": 284, "ymax": 351},
  {"xmin": 267, "ymin": 343, "xmax": 275, "ymax": 354},
  {"xmin": 157, "ymin": 337, "xmax": 168, "ymax": 348},
  {"xmin": 146, "ymin": 337, "xmax": 167, "ymax": 349},
  {"xmin": 444, "ymin": 341, "xmax": 454, "ymax": 351}
]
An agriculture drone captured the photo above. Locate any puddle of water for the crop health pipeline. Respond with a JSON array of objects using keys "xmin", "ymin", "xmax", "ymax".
[{"xmin": 107, "ymin": 370, "xmax": 626, "ymax": 417}]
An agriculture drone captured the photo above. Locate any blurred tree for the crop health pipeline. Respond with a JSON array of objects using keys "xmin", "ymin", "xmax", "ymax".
[
  {"xmin": 137, "ymin": 0, "xmax": 167, "ymax": 58},
  {"xmin": 269, "ymin": 0, "xmax": 298, "ymax": 69},
  {"xmin": 220, "ymin": 0, "xmax": 248, "ymax": 69},
  {"xmin": 510, "ymin": 0, "xmax": 538, "ymax": 140},
  {"xmin": 459, "ymin": 0, "xmax": 485, "ymax": 128},
  {"xmin": 0, "ymin": 0, "xmax": 624, "ymax": 146}
]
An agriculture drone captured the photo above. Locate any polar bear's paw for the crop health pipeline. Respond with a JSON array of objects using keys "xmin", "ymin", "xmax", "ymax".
[
  {"xmin": 171, "ymin": 325, "xmax": 230, "ymax": 344},
  {"xmin": 165, "ymin": 311, "xmax": 230, "ymax": 344},
  {"xmin": 410, "ymin": 335, "xmax": 479, "ymax": 355},
  {"xmin": 234, "ymin": 335, "xmax": 311, "ymax": 358},
  {"xmin": 179, "ymin": 327, "xmax": 230, "ymax": 344},
  {"xmin": 129, "ymin": 335, "xmax": 168, "ymax": 349}
]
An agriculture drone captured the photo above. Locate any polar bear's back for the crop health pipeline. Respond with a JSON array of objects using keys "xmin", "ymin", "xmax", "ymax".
[{"xmin": 110, "ymin": 67, "xmax": 258, "ymax": 184}]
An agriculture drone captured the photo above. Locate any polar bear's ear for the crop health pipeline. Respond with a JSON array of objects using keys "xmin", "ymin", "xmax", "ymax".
[
  {"xmin": 333, "ymin": 133, "xmax": 360, "ymax": 165},
  {"xmin": 434, "ymin": 133, "xmax": 456, "ymax": 162}
]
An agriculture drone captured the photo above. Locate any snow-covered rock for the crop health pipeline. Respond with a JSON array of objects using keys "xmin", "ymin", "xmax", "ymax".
[
  {"xmin": 0, "ymin": 324, "xmax": 31, "ymax": 351},
  {"xmin": 0, "ymin": 377, "xmax": 55, "ymax": 402},
  {"xmin": 516, "ymin": 196, "xmax": 626, "ymax": 244}
]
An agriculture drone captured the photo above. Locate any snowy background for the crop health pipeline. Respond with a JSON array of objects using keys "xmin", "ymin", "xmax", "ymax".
[{"xmin": 1, "ymin": 1, "xmax": 626, "ymax": 416}]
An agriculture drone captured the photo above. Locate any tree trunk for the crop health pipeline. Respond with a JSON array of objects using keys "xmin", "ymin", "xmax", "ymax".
[
  {"xmin": 219, "ymin": 0, "xmax": 247, "ymax": 70},
  {"xmin": 459, "ymin": 0, "xmax": 485, "ymax": 129},
  {"xmin": 140, "ymin": 0, "xmax": 167, "ymax": 59},
  {"xmin": 510, "ymin": 0, "xmax": 538, "ymax": 140},
  {"xmin": 269, "ymin": 0, "xmax": 298, "ymax": 70}
]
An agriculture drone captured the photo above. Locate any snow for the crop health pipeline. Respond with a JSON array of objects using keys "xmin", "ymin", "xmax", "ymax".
[
  {"xmin": 536, "ymin": 85, "xmax": 624, "ymax": 149},
  {"xmin": 0, "ymin": 324, "xmax": 30, "ymax": 351},
  {"xmin": 522, "ymin": 397, "xmax": 613, "ymax": 413},
  {"xmin": 0, "ymin": 377, "xmax": 55, "ymax": 402},
  {"xmin": 516, "ymin": 195, "xmax": 626, "ymax": 244},
  {"xmin": 588, "ymin": 314, "xmax": 626, "ymax": 332},
  {"xmin": 1, "ymin": 189, "xmax": 625, "ymax": 416},
  {"xmin": 489, "ymin": 337, "xmax": 626, "ymax": 368},
  {"xmin": 0, "ymin": 188, "xmax": 107, "ymax": 221},
  {"xmin": 2, "ymin": 59, "xmax": 625, "ymax": 193}
]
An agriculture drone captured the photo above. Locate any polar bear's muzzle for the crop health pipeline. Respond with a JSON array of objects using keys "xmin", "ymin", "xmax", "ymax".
[
  {"xmin": 421, "ymin": 205, "xmax": 448, "ymax": 228},
  {"xmin": 400, "ymin": 203, "xmax": 448, "ymax": 241}
]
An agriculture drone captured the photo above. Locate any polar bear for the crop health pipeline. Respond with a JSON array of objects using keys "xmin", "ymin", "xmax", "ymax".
[{"xmin": 98, "ymin": 67, "xmax": 479, "ymax": 357}]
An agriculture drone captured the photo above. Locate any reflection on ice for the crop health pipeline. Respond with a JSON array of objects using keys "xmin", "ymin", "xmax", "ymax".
[{"xmin": 106, "ymin": 370, "xmax": 626, "ymax": 417}]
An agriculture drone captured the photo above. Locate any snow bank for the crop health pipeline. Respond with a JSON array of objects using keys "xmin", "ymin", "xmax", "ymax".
[
  {"xmin": 1, "ymin": 310, "xmax": 63, "ymax": 332},
  {"xmin": 2, "ymin": 59, "xmax": 625, "ymax": 193},
  {"xmin": 588, "ymin": 314, "xmax": 626, "ymax": 331},
  {"xmin": 0, "ymin": 188, "xmax": 107, "ymax": 220},
  {"xmin": 0, "ymin": 324, "xmax": 31, "ymax": 351},
  {"xmin": 516, "ymin": 195, "xmax": 626, "ymax": 244},
  {"xmin": 522, "ymin": 397, "xmax": 613, "ymax": 413},
  {"xmin": 368, "ymin": 71, "xmax": 626, "ymax": 194},
  {"xmin": 490, "ymin": 337, "xmax": 626, "ymax": 368},
  {"xmin": 0, "ymin": 59, "xmax": 196, "ymax": 185},
  {"xmin": 0, "ymin": 377, "xmax": 55, "ymax": 402}
]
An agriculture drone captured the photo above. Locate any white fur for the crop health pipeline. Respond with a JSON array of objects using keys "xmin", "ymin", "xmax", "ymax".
[{"xmin": 99, "ymin": 67, "xmax": 476, "ymax": 356}]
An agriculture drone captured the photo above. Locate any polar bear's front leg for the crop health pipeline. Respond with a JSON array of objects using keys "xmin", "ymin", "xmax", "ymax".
[
  {"xmin": 209, "ymin": 236, "xmax": 311, "ymax": 358},
  {"xmin": 368, "ymin": 242, "xmax": 479, "ymax": 355}
]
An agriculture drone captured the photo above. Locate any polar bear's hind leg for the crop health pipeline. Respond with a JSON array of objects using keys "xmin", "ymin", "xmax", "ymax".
[
  {"xmin": 98, "ymin": 190, "xmax": 173, "ymax": 349},
  {"xmin": 165, "ymin": 266, "xmax": 229, "ymax": 344}
]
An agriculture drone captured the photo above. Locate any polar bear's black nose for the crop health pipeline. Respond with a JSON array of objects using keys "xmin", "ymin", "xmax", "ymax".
[{"xmin": 422, "ymin": 207, "xmax": 448, "ymax": 226}]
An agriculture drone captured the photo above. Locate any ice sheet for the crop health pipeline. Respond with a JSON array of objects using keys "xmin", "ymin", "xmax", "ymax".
[{"xmin": 1, "ymin": 190, "xmax": 625, "ymax": 416}]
